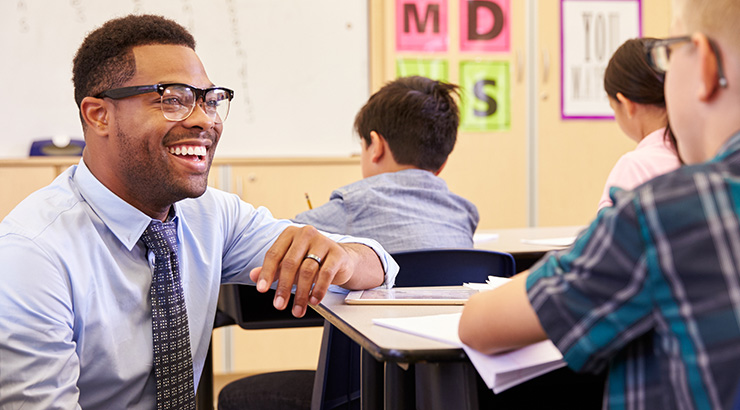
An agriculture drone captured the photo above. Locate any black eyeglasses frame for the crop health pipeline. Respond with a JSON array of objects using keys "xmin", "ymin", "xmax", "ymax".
[{"xmin": 645, "ymin": 35, "xmax": 728, "ymax": 88}]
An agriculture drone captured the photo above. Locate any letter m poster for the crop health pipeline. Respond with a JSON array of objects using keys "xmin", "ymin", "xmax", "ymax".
[{"xmin": 396, "ymin": 0, "xmax": 448, "ymax": 52}]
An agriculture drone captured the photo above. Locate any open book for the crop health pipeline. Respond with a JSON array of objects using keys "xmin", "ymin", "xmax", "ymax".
[{"xmin": 372, "ymin": 312, "xmax": 566, "ymax": 393}]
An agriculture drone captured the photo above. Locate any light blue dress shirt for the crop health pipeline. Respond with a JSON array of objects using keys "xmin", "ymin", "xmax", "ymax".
[{"xmin": 0, "ymin": 160, "xmax": 397, "ymax": 409}]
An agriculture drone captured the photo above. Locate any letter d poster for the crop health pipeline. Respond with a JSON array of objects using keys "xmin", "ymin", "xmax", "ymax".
[{"xmin": 460, "ymin": 0, "xmax": 510, "ymax": 52}]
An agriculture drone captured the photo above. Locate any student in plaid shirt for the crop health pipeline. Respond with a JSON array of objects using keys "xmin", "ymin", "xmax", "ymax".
[{"xmin": 460, "ymin": 0, "xmax": 740, "ymax": 408}]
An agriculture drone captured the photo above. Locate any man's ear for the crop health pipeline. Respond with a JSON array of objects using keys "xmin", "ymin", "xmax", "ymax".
[
  {"xmin": 695, "ymin": 33, "xmax": 722, "ymax": 101},
  {"xmin": 368, "ymin": 131, "xmax": 386, "ymax": 163},
  {"xmin": 79, "ymin": 96, "xmax": 110, "ymax": 136},
  {"xmin": 615, "ymin": 92, "xmax": 636, "ymax": 118}
]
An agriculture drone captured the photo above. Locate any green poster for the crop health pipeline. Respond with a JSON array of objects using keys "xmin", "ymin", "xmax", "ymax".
[
  {"xmin": 460, "ymin": 61, "xmax": 510, "ymax": 131},
  {"xmin": 396, "ymin": 59, "xmax": 449, "ymax": 81}
]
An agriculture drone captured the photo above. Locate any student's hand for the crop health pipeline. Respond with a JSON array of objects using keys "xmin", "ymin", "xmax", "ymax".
[{"xmin": 250, "ymin": 225, "xmax": 384, "ymax": 317}]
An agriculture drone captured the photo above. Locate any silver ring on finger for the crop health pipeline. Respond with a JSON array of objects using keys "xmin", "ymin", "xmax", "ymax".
[{"xmin": 304, "ymin": 253, "xmax": 322, "ymax": 266}]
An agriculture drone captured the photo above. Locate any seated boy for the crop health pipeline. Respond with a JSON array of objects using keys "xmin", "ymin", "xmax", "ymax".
[{"xmin": 293, "ymin": 76, "xmax": 479, "ymax": 253}]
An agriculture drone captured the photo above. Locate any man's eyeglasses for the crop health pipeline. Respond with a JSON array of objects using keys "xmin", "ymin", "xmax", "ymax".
[
  {"xmin": 95, "ymin": 83, "xmax": 235, "ymax": 123},
  {"xmin": 645, "ymin": 35, "xmax": 728, "ymax": 88}
]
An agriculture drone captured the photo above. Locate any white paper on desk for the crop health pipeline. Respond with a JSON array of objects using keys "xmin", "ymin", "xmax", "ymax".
[
  {"xmin": 520, "ymin": 236, "xmax": 576, "ymax": 247},
  {"xmin": 372, "ymin": 313, "xmax": 566, "ymax": 393},
  {"xmin": 464, "ymin": 276, "xmax": 511, "ymax": 291},
  {"xmin": 473, "ymin": 232, "xmax": 500, "ymax": 244}
]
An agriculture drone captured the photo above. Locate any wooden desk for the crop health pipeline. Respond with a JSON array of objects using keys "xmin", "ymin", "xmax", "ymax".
[
  {"xmin": 474, "ymin": 225, "xmax": 585, "ymax": 272},
  {"xmin": 311, "ymin": 291, "xmax": 479, "ymax": 410},
  {"xmin": 311, "ymin": 287, "xmax": 607, "ymax": 410}
]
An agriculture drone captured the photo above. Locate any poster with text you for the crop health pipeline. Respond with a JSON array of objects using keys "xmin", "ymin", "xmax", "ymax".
[{"xmin": 561, "ymin": 0, "xmax": 641, "ymax": 119}]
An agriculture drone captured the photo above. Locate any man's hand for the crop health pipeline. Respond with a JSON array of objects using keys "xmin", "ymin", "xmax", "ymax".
[{"xmin": 249, "ymin": 226, "xmax": 384, "ymax": 317}]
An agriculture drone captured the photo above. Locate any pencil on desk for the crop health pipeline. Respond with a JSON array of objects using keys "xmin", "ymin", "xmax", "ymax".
[{"xmin": 305, "ymin": 193, "xmax": 313, "ymax": 210}]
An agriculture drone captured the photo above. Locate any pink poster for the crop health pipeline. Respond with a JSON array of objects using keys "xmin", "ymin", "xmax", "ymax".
[
  {"xmin": 396, "ymin": 0, "xmax": 449, "ymax": 52},
  {"xmin": 459, "ymin": 0, "xmax": 510, "ymax": 52}
]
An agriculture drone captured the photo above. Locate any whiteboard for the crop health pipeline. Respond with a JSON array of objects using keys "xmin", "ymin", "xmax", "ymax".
[{"xmin": 0, "ymin": 0, "xmax": 368, "ymax": 158}]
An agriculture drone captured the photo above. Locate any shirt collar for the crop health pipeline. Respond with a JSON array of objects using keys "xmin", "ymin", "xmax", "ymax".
[
  {"xmin": 636, "ymin": 128, "xmax": 670, "ymax": 150},
  {"xmin": 711, "ymin": 129, "xmax": 740, "ymax": 162},
  {"xmin": 74, "ymin": 159, "xmax": 179, "ymax": 251}
]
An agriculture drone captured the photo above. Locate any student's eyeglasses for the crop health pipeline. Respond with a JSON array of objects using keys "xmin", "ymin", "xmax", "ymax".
[
  {"xmin": 95, "ymin": 83, "xmax": 235, "ymax": 123},
  {"xmin": 645, "ymin": 35, "xmax": 728, "ymax": 88}
]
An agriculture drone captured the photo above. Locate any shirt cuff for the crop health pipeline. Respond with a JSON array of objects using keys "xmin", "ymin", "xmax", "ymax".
[{"xmin": 325, "ymin": 233, "xmax": 399, "ymax": 293}]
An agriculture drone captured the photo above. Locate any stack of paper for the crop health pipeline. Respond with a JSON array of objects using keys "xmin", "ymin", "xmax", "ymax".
[
  {"xmin": 372, "ymin": 313, "xmax": 565, "ymax": 393},
  {"xmin": 520, "ymin": 236, "xmax": 576, "ymax": 247},
  {"xmin": 463, "ymin": 275, "xmax": 511, "ymax": 291}
]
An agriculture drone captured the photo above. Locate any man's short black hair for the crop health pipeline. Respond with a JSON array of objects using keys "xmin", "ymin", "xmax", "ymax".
[
  {"xmin": 72, "ymin": 14, "xmax": 196, "ymax": 110},
  {"xmin": 354, "ymin": 76, "xmax": 460, "ymax": 172}
]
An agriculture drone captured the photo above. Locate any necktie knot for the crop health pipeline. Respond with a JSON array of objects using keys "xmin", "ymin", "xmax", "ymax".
[{"xmin": 141, "ymin": 220, "xmax": 179, "ymax": 257}]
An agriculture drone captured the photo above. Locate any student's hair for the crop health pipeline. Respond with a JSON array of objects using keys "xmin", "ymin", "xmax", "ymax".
[
  {"xmin": 354, "ymin": 76, "xmax": 460, "ymax": 172},
  {"xmin": 675, "ymin": 0, "xmax": 740, "ymax": 55},
  {"xmin": 604, "ymin": 38, "xmax": 664, "ymax": 106},
  {"xmin": 72, "ymin": 15, "xmax": 196, "ymax": 110},
  {"xmin": 604, "ymin": 38, "xmax": 679, "ymax": 157}
]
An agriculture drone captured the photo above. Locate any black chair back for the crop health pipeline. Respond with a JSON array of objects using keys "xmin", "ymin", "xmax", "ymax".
[
  {"xmin": 392, "ymin": 249, "xmax": 515, "ymax": 287},
  {"xmin": 218, "ymin": 284, "xmax": 324, "ymax": 330}
]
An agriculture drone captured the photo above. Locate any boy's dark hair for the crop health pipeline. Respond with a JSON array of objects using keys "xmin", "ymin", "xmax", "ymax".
[
  {"xmin": 604, "ymin": 37, "xmax": 679, "ymax": 158},
  {"xmin": 72, "ymin": 14, "xmax": 196, "ymax": 110},
  {"xmin": 354, "ymin": 76, "xmax": 460, "ymax": 172}
]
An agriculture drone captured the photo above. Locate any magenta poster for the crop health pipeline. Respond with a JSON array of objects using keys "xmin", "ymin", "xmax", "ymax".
[
  {"xmin": 396, "ymin": 0, "xmax": 449, "ymax": 52},
  {"xmin": 459, "ymin": 0, "xmax": 510, "ymax": 52}
]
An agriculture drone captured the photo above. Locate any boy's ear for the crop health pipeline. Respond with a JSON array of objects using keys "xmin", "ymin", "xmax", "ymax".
[
  {"xmin": 615, "ymin": 92, "xmax": 636, "ymax": 118},
  {"xmin": 368, "ymin": 131, "xmax": 386, "ymax": 163},
  {"xmin": 434, "ymin": 159, "xmax": 448, "ymax": 176},
  {"xmin": 695, "ymin": 33, "xmax": 721, "ymax": 101}
]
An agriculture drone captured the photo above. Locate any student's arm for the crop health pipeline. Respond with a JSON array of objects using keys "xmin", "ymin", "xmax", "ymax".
[{"xmin": 459, "ymin": 270, "xmax": 548, "ymax": 355}]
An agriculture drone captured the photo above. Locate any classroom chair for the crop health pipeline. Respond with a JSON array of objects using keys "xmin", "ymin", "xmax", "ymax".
[{"xmin": 217, "ymin": 248, "xmax": 516, "ymax": 410}]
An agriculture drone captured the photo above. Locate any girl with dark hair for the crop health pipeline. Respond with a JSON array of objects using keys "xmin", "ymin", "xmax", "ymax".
[{"xmin": 598, "ymin": 37, "xmax": 682, "ymax": 210}]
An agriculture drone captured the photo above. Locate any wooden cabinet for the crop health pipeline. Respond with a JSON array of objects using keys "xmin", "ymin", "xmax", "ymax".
[
  {"xmin": 0, "ymin": 158, "xmax": 77, "ymax": 220},
  {"xmin": 211, "ymin": 158, "xmax": 361, "ymax": 220}
]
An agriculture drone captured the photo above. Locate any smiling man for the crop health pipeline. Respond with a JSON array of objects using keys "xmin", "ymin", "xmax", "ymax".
[
  {"xmin": 460, "ymin": 0, "xmax": 740, "ymax": 408},
  {"xmin": 0, "ymin": 15, "xmax": 397, "ymax": 409}
]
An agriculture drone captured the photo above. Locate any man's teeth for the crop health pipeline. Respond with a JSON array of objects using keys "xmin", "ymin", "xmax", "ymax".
[{"xmin": 169, "ymin": 146, "xmax": 207, "ymax": 156}]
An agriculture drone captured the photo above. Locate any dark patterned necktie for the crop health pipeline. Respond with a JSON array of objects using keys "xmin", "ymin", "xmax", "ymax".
[{"xmin": 140, "ymin": 220, "xmax": 196, "ymax": 410}]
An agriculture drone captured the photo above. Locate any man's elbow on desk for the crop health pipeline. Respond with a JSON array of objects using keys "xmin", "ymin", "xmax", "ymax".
[{"xmin": 459, "ymin": 270, "xmax": 549, "ymax": 355}]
